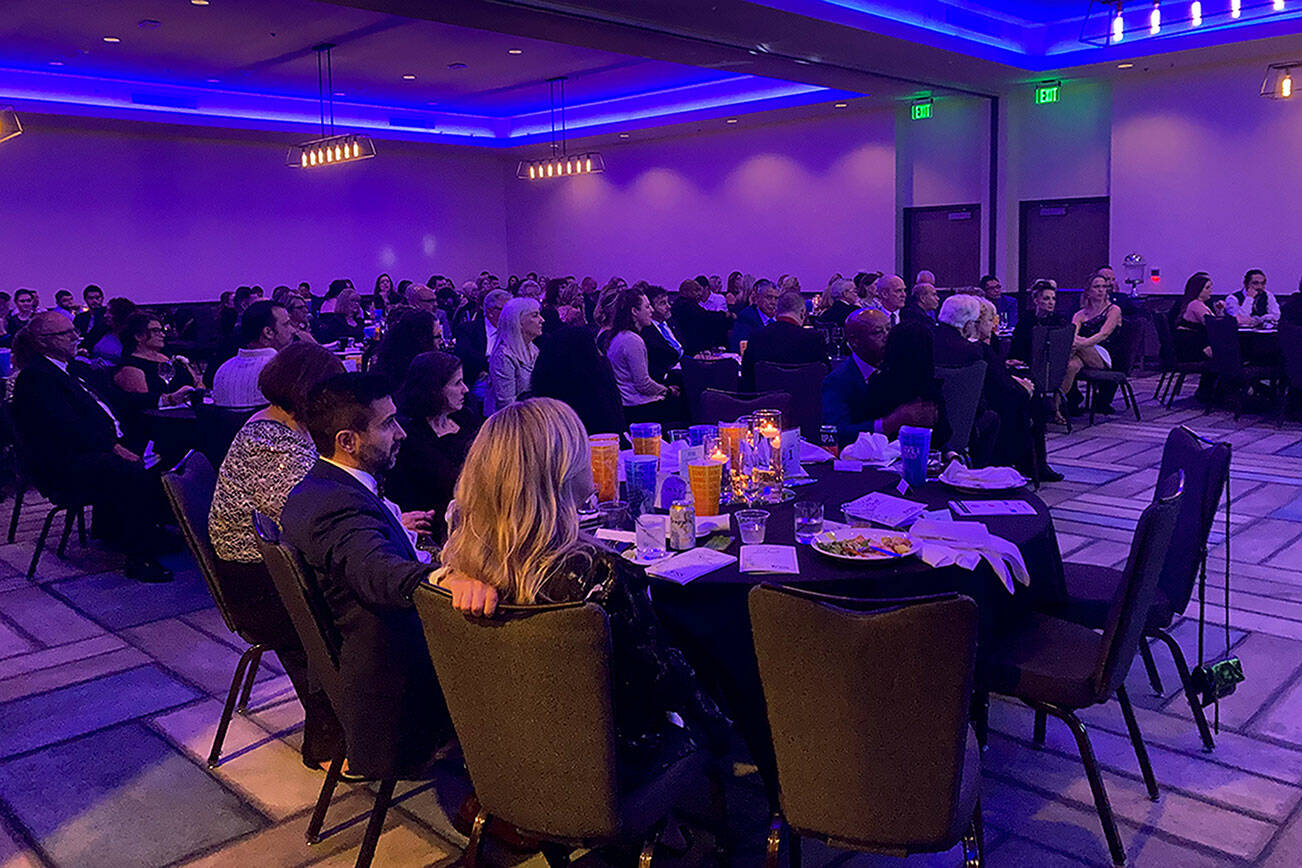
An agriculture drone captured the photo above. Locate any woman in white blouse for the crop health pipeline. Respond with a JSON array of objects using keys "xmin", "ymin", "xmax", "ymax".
[
  {"xmin": 486, "ymin": 297, "xmax": 542, "ymax": 415},
  {"xmin": 606, "ymin": 289, "xmax": 680, "ymax": 424}
]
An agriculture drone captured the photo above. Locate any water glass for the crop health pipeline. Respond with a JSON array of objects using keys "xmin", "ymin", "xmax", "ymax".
[
  {"xmin": 793, "ymin": 501, "xmax": 824, "ymax": 544},
  {"xmin": 635, "ymin": 514, "xmax": 667, "ymax": 560},
  {"xmin": 735, "ymin": 509, "xmax": 770, "ymax": 545},
  {"xmin": 668, "ymin": 429, "xmax": 689, "ymax": 443},
  {"xmin": 597, "ymin": 500, "xmax": 630, "ymax": 531}
]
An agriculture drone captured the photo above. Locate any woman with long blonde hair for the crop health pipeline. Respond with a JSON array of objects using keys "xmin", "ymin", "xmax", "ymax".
[{"xmin": 437, "ymin": 397, "xmax": 729, "ymax": 777}]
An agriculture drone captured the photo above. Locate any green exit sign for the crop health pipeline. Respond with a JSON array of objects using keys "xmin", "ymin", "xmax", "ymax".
[
  {"xmin": 911, "ymin": 99, "xmax": 933, "ymax": 120},
  {"xmin": 1035, "ymin": 81, "xmax": 1061, "ymax": 104}
]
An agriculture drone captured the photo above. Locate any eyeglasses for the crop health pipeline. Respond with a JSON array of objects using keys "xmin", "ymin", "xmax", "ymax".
[{"xmin": 37, "ymin": 328, "xmax": 77, "ymax": 339}]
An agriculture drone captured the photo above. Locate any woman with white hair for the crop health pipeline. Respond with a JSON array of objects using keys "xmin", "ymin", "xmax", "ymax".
[
  {"xmin": 437, "ymin": 398, "xmax": 728, "ymax": 781},
  {"xmin": 817, "ymin": 278, "xmax": 859, "ymax": 326},
  {"xmin": 485, "ymin": 296, "xmax": 541, "ymax": 414}
]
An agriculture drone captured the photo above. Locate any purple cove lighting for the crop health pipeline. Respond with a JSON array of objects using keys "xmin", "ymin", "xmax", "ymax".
[{"xmin": 0, "ymin": 65, "xmax": 840, "ymax": 145}]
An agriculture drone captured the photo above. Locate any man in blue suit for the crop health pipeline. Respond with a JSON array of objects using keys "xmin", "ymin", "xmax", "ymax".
[{"xmin": 731, "ymin": 278, "xmax": 780, "ymax": 350}]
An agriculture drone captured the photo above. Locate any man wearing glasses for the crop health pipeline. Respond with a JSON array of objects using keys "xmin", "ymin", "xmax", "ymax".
[{"xmin": 10, "ymin": 312, "xmax": 174, "ymax": 582}]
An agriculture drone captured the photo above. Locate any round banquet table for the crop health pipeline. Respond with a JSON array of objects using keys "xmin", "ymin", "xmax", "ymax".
[
  {"xmin": 644, "ymin": 463, "xmax": 1065, "ymax": 804},
  {"xmin": 1239, "ymin": 327, "xmax": 1282, "ymax": 366}
]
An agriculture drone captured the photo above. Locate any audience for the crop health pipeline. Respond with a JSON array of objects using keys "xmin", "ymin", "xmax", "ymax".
[
  {"xmin": 974, "ymin": 297, "xmax": 1059, "ymax": 479},
  {"xmin": 531, "ymin": 325, "xmax": 626, "ymax": 435},
  {"xmin": 1225, "ymin": 268, "xmax": 1279, "ymax": 327},
  {"xmin": 209, "ymin": 343, "xmax": 346, "ymax": 768},
  {"xmin": 670, "ymin": 278, "xmax": 732, "ymax": 355},
  {"xmin": 212, "ymin": 300, "xmax": 294, "ymax": 409},
  {"xmin": 900, "ymin": 282, "xmax": 939, "ymax": 328},
  {"xmin": 607, "ymin": 289, "xmax": 678, "ymax": 425},
  {"xmin": 641, "ymin": 284, "xmax": 683, "ymax": 382},
  {"xmin": 1064, "ymin": 270, "xmax": 1122, "ymax": 415},
  {"xmin": 371, "ymin": 309, "xmax": 440, "ymax": 389},
  {"xmin": 52, "ymin": 289, "xmax": 78, "ymax": 320},
  {"xmin": 87, "ymin": 296, "xmax": 138, "ymax": 364},
  {"xmin": 313, "ymin": 287, "xmax": 365, "ymax": 345},
  {"xmin": 11, "ymin": 313, "xmax": 174, "ymax": 581},
  {"xmin": 732, "ymin": 278, "xmax": 780, "ymax": 349},
  {"xmin": 373, "ymin": 273, "xmax": 394, "ymax": 314},
  {"xmin": 273, "ymin": 286, "xmax": 317, "ymax": 344},
  {"xmin": 934, "ymin": 295, "xmax": 999, "ymax": 466},
  {"xmin": 220, "ymin": 286, "xmax": 256, "ymax": 339},
  {"xmin": 437, "ymin": 398, "xmax": 729, "ymax": 780},
  {"xmin": 741, "ymin": 290, "xmax": 825, "ymax": 389},
  {"xmin": 486, "ymin": 296, "xmax": 542, "ymax": 414},
  {"xmin": 1006, "ymin": 280, "xmax": 1065, "ymax": 366}
]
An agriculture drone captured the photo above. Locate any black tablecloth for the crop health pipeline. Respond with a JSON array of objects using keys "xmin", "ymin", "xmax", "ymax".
[{"xmin": 646, "ymin": 463, "xmax": 1065, "ymax": 803}]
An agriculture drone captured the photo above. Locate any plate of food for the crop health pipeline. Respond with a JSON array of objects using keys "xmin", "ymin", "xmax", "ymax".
[{"xmin": 811, "ymin": 528, "xmax": 916, "ymax": 562}]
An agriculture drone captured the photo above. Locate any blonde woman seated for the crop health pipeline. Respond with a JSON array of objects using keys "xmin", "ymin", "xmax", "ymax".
[
  {"xmin": 437, "ymin": 398, "xmax": 728, "ymax": 779},
  {"xmin": 1063, "ymin": 271, "xmax": 1122, "ymax": 415}
]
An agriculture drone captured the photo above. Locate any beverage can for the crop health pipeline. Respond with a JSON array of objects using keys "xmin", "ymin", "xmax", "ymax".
[
  {"xmin": 669, "ymin": 500, "xmax": 695, "ymax": 551},
  {"xmin": 819, "ymin": 425, "xmax": 840, "ymax": 458}
]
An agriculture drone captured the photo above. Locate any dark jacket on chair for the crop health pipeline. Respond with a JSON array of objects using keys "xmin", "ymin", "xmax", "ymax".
[
  {"xmin": 280, "ymin": 459, "xmax": 450, "ymax": 778},
  {"xmin": 670, "ymin": 298, "xmax": 730, "ymax": 356},
  {"xmin": 741, "ymin": 318, "xmax": 826, "ymax": 390},
  {"xmin": 454, "ymin": 314, "xmax": 490, "ymax": 384}
]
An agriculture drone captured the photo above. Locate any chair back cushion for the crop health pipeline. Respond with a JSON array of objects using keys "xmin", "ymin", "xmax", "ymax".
[
  {"xmin": 935, "ymin": 362, "xmax": 986, "ymax": 454},
  {"xmin": 1154, "ymin": 427, "xmax": 1231, "ymax": 620},
  {"xmin": 749, "ymin": 585, "xmax": 978, "ymax": 850},
  {"xmin": 1095, "ymin": 473, "xmax": 1184, "ymax": 696},
  {"xmin": 1204, "ymin": 317, "xmax": 1244, "ymax": 376},
  {"xmin": 697, "ymin": 389, "xmax": 793, "ymax": 426},
  {"xmin": 1027, "ymin": 325, "xmax": 1075, "ymax": 393},
  {"xmin": 1152, "ymin": 314, "xmax": 1178, "ymax": 368},
  {"xmin": 681, "ymin": 357, "xmax": 741, "ymax": 420},
  {"xmin": 1280, "ymin": 324, "xmax": 1302, "ymax": 386},
  {"xmin": 161, "ymin": 450, "xmax": 236, "ymax": 631},
  {"xmin": 755, "ymin": 362, "xmax": 828, "ymax": 435},
  {"xmin": 412, "ymin": 583, "xmax": 621, "ymax": 839},
  {"xmin": 251, "ymin": 512, "xmax": 344, "ymax": 683}
]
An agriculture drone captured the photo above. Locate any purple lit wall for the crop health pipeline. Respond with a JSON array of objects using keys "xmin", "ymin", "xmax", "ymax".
[
  {"xmin": 502, "ymin": 111, "xmax": 897, "ymax": 287},
  {"xmin": 1111, "ymin": 60, "xmax": 1302, "ymax": 294},
  {"xmin": 0, "ymin": 114, "xmax": 510, "ymax": 303}
]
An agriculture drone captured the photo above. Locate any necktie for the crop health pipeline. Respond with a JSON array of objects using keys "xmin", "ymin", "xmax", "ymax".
[{"xmin": 658, "ymin": 321, "xmax": 682, "ymax": 354}]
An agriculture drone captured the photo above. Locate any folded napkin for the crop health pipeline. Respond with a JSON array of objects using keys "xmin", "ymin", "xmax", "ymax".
[
  {"xmin": 660, "ymin": 440, "xmax": 704, "ymax": 476},
  {"xmin": 939, "ymin": 460, "xmax": 1027, "ymax": 490},
  {"xmin": 840, "ymin": 432, "xmax": 900, "ymax": 464},
  {"xmin": 909, "ymin": 518, "xmax": 1030, "ymax": 593},
  {"xmin": 645, "ymin": 547, "xmax": 736, "ymax": 584},
  {"xmin": 800, "ymin": 439, "xmax": 835, "ymax": 464}
]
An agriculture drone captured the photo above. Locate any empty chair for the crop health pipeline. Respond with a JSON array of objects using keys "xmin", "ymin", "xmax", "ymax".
[
  {"xmin": 698, "ymin": 389, "xmax": 793, "ymax": 427},
  {"xmin": 754, "ymin": 361, "xmax": 828, "ymax": 437},
  {"xmin": 935, "ymin": 361, "xmax": 986, "ymax": 457},
  {"xmin": 978, "ymin": 472, "xmax": 1183, "ymax": 866},
  {"xmin": 1205, "ymin": 316, "xmax": 1278, "ymax": 419},
  {"xmin": 160, "ymin": 450, "xmax": 268, "ymax": 767},
  {"xmin": 749, "ymin": 586, "xmax": 983, "ymax": 867},
  {"xmin": 1042, "ymin": 426, "xmax": 1230, "ymax": 751},
  {"xmin": 1078, "ymin": 317, "xmax": 1145, "ymax": 424},
  {"xmin": 681, "ymin": 357, "xmax": 740, "ymax": 422},
  {"xmin": 1152, "ymin": 313, "xmax": 1207, "ymax": 407},
  {"xmin": 412, "ymin": 581, "xmax": 724, "ymax": 867}
]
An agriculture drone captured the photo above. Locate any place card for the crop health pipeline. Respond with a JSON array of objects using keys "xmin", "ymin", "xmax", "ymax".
[
  {"xmin": 949, "ymin": 500, "xmax": 1038, "ymax": 517},
  {"xmin": 739, "ymin": 545, "xmax": 800, "ymax": 574},
  {"xmin": 645, "ymin": 547, "xmax": 736, "ymax": 584}
]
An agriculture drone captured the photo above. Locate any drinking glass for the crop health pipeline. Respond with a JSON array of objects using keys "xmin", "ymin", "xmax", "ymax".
[
  {"xmin": 629, "ymin": 422, "xmax": 662, "ymax": 458},
  {"xmin": 687, "ymin": 460, "xmax": 724, "ymax": 517},
  {"xmin": 793, "ymin": 501, "xmax": 824, "ymax": 544},
  {"xmin": 898, "ymin": 426, "xmax": 932, "ymax": 488},
  {"xmin": 589, "ymin": 434, "xmax": 620, "ymax": 503},
  {"xmin": 635, "ymin": 514, "xmax": 667, "ymax": 560},
  {"xmin": 624, "ymin": 454, "xmax": 659, "ymax": 517},
  {"xmin": 597, "ymin": 500, "xmax": 630, "ymax": 531},
  {"xmin": 735, "ymin": 509, "xmax": 770, "ymax": 545},
  {"xmin": 668, "ymin": 429, "xmax": 689, "ymax": 443}
]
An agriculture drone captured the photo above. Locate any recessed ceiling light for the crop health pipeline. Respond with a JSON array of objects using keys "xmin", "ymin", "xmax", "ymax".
[
  {"xmin": 102, "ymin": 36, "xmax": 121, "ymax": 43},
  {"xmin": 402, "ymin": 74, "xmax": 416, "ymax": 80},
  {"xmin": 334, "ymin": 91, "xmax": 345, "ymax": 96},
  {"xmin": 1118, "ymin": 62, "xmax": 1134, "ymax": 69},
  {"xmin": 726, "ymin": 118, "xmax": 738, "ymax": 123},
  {"xmin": 508, "ymin": 49, "xmax": 523, "ymax": 55},
  {"xmin": 618, "ymin": 133, "xmax": 629, "ymax": 138},
  {"xmin": 49, "ymin": 61, "xmax": 64, "ymax": 66},
  {"xmin": 834, "ymin": 102, "xmax": 848, "ymax": 108},
  {"xmin": 191, "ymin": 0, "xmax": 210, "ymax": 5},
  {"xmin": 206, "ymin": 78, "xmax": 219, "ymax": 83}
]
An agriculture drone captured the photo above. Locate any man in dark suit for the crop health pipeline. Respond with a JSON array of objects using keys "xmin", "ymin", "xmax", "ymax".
[
  {"xmin": 731, "ymin": 278, "xmax": 780, "ymax": 351},
  {"xmin": 641, "ymin": 285, "xmax": 682, "ymax": 382},
  {"xmin": 454, "ymin": 288, "xmax": 510, "ymax": 390},
  {"xmin": 73, "ymin": 284, "xmax": 106, "ymax": 337},
  {"xmin": 741, "ymin": 290, "xmax": 826, "ymax": 390},
  {"xmin": 10, "ymin": 313, "xmax": 173, "ymax": 581},
  {"xmin": 900, "ymin": 282, "xmax": 939, "ymax": 329},
  {"xmin": 281, "ymin": 372, "xmax": 496, "ymax": 779},
  {"xmin": 670, "ymin": 279, "xmax": 732, "ymax": 356},
  {"xmin": 821, "ymin": 309, "xmax": 936, "ymax": 445}
]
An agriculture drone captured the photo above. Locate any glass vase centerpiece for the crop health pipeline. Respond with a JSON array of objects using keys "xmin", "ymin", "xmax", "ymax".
[{"xmin": 744, "ymin": 409, "xmax": 784, "ymax": 504}]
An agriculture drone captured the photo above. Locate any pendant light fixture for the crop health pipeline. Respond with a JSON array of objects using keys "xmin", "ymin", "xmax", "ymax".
[
  {"xmin": 517, "ymin": 76, "xmax": 605, "ymax": 180},
  {"xmin": 1261, "ymin": 61, "xmax": 1299, "ymax": 99},
  {"xmin": 287, "ymin": 44, "xmax": 375, "ymax": 169},
  {"xmin": 0, "ymin": 107, "xmax": 21, "ymax": 145}
]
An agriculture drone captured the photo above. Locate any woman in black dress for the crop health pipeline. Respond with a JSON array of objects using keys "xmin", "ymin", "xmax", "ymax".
[
  {"xmin": 388, "ymin": 351, "xmax": 480, "ymax": 543},
  {"xmin": 112, "ymin": 312, "xmax": 199, "ymax": 453}
]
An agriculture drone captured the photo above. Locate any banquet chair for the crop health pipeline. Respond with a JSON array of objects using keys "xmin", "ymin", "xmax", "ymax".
[
  {"xmin": 160, "ymin": 450, "xmax": 266, "ymax": 768},
  {"xmin": 935, "ymin": 361, "xmax": 986, "ymax": 458},
  {"xmin": 698, "ymin": 389, "xmax": 793, "ymax": 427},
  {"xmin": 1152, "ymin": 314, "xmax": 1207, "ymax": 407},
  {"xmin": 1078, "ymin": 317, "xmax": 1145, "ymax": 425},
  {"xmin": 1275, "ymin": 323, "xmax": 1302, "ymax": 426},
  {"xmin": 681, "ymin": 357, "xmax": 741, "ymax": 422},
  {"xmin": 412, "ymin": 582, "xmax": 725, "ymax": 868},
  {"xmin": 978, "ymin": 471, "xmax": 1183, "ymax": 867},
  {"xmin": 253, "ymin": 512, "xmax": 390, "ymax": 868},
  {"xmin": 748, "ymin": 586, "xmax": 983, "ymax": 868},
  {"xmin": 754, "ymin": 362, "xmax": 828, "ymax": 437},
  {"xmin": 194, "ymin": 403, "xmax": 257, "ymax": 466},
  {"xmin": 1039, "ymin": 426, "xmax": 1229, "ymax": 751},
  {"xmin": 1205, "ymin": 317, "xmax": 1278, "ymax": 419},
  {"xmin": 1027, "ymin": 325, "xmax": 1075, "ymax": 431},
  {"xmin": 1, "ymin": 403, "xmax": 90, "ymax": 579}
]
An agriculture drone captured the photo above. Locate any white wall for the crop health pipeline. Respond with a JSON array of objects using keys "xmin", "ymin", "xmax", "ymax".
[
  {"xmin": 0, "ymin": 114, "xmax": 510, "ymax": 303},
  {"xmin": 502, "ymin": 111, "xmax": 897, "ymax": 288}
]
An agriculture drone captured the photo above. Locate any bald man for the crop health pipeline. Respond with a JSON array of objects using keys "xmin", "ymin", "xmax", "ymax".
[
  {"xmin": 11, "ymin": 313, "xmax": 173, "ymax": 581},
  {"xmin": 821, "ymin": 308, "xmax": 937, "ymax": 444},
  {"xmin": 872, "ymin": 274, "xmax": 908, "ymax": 327}
]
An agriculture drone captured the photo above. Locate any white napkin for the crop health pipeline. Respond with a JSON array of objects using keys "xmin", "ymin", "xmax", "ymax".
[
  {"xmin": 939, "ymin": 460, "xmax": 1027, "ymax": 490},
  {"xmin": 800, "ymin": 439, "xmax": 835, "ymax": 464},
  {"xmin": 908, "ymin": 518, "xmax": 1030, "ymax": 593},
  {"xmin": 645, "ymin": 547, "xmax": 736, "ymax": 584},
  {"xmin": 840, "ymin": 432, "xmax": 900, "ymax": 464}
]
